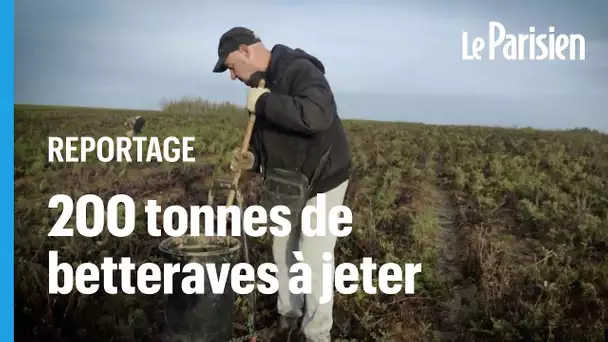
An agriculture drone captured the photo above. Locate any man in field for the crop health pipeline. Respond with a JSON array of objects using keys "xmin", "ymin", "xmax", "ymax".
[
  {"xmin": 213, "ymin": 27, "xmax": 352, "ymax": 342},
  {"xmin": 125, "ymin": 116, "xmax": 145, "ymax": 137}
]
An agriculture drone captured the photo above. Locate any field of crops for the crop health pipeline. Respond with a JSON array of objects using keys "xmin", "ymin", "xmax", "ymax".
[{"xmin": 14, "ymin": 103, "xmax": 608, "ymax": 341}]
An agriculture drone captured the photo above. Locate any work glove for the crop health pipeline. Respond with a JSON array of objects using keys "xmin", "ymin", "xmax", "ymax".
[
  {"xmin": 229, "ymin": 147, "xmax": 255, "ymax": 172},
  {"xmin": 246, "ymin": 86, "xmax": 270, "ymax": 113}
]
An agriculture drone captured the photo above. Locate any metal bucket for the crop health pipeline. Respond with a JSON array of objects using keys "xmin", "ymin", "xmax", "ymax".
[{"xmin": 158, "ymin": 229, "xmax": 242, "ymax": 342}]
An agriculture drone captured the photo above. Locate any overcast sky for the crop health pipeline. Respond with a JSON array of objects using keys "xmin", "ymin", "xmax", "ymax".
[{"xmin": 15, "ymin": 0, "xmax": 608, "ymax": 131}]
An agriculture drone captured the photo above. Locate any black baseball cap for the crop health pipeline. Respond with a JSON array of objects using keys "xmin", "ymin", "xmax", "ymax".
[{"xmin": 212, "ymin": 27, "xmax": 261, "ymax": 73}]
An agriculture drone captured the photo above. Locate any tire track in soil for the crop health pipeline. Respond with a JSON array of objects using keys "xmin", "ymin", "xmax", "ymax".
[{"xmin": 432, "ymin": 184, "xmax": 477, "ymax": 342}]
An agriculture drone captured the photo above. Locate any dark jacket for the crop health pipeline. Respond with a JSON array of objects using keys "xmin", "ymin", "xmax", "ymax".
[{"xmin": 249, "ymin": 44, "xmax": 352, "ymax": 196}]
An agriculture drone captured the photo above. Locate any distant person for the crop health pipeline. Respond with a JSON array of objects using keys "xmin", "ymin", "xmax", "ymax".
[
  {"xmin": 125, "ymin": 116, "xmax": 145, "ymax": 137},
  {"xmin": 213, "ymin": 27, "xmax": 352, "ymax": 342}
]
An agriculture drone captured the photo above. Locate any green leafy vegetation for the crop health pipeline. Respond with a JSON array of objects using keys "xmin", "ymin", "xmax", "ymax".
[{"xmin": 14, "ymin": 102, "xmax": 608, "ymax": 341}]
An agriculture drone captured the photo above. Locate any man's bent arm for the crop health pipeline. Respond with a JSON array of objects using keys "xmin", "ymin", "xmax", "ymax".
[
  {"xmin": 255, "ymin": 60, "xmax": 335, "ymax": 135},
  {"xmin": 249, "ymin": 140, "xmax": 262, "ymax": 173}
]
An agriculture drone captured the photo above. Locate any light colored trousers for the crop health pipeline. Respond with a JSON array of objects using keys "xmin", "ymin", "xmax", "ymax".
[{"xmin": 272, "ymin": 179, "xmax": 349, "ymax": 342}]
